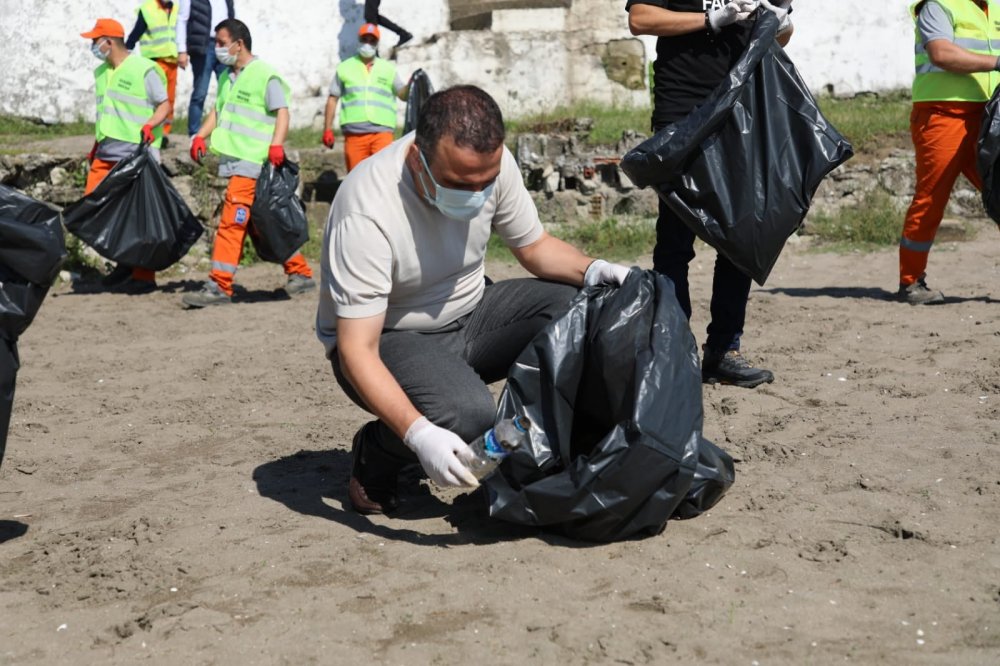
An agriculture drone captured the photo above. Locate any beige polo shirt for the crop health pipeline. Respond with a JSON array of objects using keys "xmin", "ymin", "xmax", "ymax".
[{"xmin": 316, "ymin": 132, "xmax": 543, "ymax": 359}]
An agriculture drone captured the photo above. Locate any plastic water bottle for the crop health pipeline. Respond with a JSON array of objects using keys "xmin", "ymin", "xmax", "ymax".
[{"xmin": 466, "ymin": 415, "xmax": 532, "ymax": 479}]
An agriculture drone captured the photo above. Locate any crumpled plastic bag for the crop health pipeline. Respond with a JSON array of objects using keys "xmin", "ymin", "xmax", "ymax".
[
  {"xmin": 404, "ymin": 69, "xmax": 434, "ymax": 135},
  {"xmin": 620, "ymin": 11, "xmax": 854, "ymax": 284},
  {"xmin": 484, "ymin": 270, "xmax": 735, "ymax": 542},
  {"xmin": 0, "ymin": 184, "xmax": 66, "ymax": 467},
  {"xmin": 977, "ymin": 85, "xmax": 1000, "ymax": 225},
  {"xmin": 63, "ymin": 144, "xmax": 204, "ymax": 271},
  {"xmin": 248, "ymin": 160, "xmax": 309, "ymax": 264}
]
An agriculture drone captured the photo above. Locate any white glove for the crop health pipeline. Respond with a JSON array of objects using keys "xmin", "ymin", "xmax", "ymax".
[
  {"xmin": 584, "ymin": 259, "xmax": 631, "ymax": 288},
  {"xmin": 707, "ymin": 0, "xmax": 759, "ymax": 32},
  {"xmin": 403, "ymin": 417, "xmax": 480, "ymax": 488}
]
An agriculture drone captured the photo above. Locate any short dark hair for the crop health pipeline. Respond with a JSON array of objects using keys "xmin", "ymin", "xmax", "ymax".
[
  {"xmin": 215, "ymin": 18, "xmax": 252, "ymax": 52},
  {"xmin": 415, "ymin": 85, "xmax": 505, "ymax": 164}
]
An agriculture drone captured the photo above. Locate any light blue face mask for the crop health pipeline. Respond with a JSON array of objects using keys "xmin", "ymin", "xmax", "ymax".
[
  {"xmin": 91, "ymin": 39, "xmax": 109, "ymax": 61},
  {"xmin": 417, "ymin": 150, "xmax": 495, "ymax": 221}
]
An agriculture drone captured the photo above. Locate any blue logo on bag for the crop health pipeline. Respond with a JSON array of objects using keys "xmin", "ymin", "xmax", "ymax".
[{"xmin": 234, "ymin": 207, "xmax": 248, "ymax": 225}]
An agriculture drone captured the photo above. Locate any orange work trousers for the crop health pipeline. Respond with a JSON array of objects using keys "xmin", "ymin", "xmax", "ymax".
[
  {"xmin": 209, "ymin": 175, "xmax": 313, "ymax": 296},
  {"xmin": 344, "ymin": 132, "xmax": 394, "ymax": 172},
  {"xmin": 900, "ymin": 102, "xmax": 984, "ymax": 286},
  {"xmin": 85, "ymin": 157, "xmax": 156, "ymax": 283},
  {"xmin": 154, "ymin": 58, "xmax": 177, "ymax": 136}
]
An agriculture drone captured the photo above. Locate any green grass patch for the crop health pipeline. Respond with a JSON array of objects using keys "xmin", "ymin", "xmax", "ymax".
[
  {"xmin": 0, "ymin": 115, "xmax": 93, "ymax": 142},
  {"xmin": 487, "ymin": 216, "xmax": 656, "ymax": 264},
  {"xmin": 506, "ymin": 101, "xmax": 651, "ymax": 145},
  {"xmin": 817, "ymin": 92, "xmax": 911, "ymax": 153},
  {"xmin": 809, "ymin": 189, "xmax": 903, "ymax": 250}
]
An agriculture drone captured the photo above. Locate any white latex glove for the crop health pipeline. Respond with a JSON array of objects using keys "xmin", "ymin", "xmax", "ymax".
[
  {"xmin": 708, "ymin": 0, "xmax": 759, "ymax": 32},
  {"xmin": 403, "ymin": 417, "xmax": 480, "ymax": 488},
  {"xmin": 584, "ymin": 259, "xmax": 631, "ymax": 288}
]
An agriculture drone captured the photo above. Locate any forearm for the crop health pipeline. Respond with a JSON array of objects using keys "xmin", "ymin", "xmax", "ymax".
[
  {"xmin": 513, "ymin": 232, "xmax": 593, "ymax": 286},
  {"xmin": 338, "ymin": 344, "xmax": 422, "ymax": 439},
  {"xmin": 628, "ymin": 4, "xmax": 706, "ymax": 37},
  {"xmin": 272, "ymin": 107, "xmax": 289, "ymax": 145},
  {"xmin": 323, "ymin": 97, "xmax": 337, "ymax": 131},
  {"xmin": 149, "ymin": 100, "xmax": 171, "ymax": 128},
  {"xmin": 928, "ymin": 40, "xmax": 999, "ymax": 74},
  {"xmin": 196, "ymin": 110, "xmax": 216, "ymax": 138}
]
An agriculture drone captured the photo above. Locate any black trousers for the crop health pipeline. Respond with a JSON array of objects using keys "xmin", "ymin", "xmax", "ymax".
[{"xmin": 364, "ymin": 0, "xmax": 408, "ymax": 36}]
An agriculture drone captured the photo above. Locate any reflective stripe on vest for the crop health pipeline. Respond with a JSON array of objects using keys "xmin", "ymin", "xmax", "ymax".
[
  {"xmin": 210, "ymin": 60, "xmax": 290, "ymax": 163},
  {"xmin": 138, "ymin": 0, "xmax": 178, "ymax": 59},
  {"xmin": 93, "ymin": 55, "xmax": 166, "ymax": 147},
  {"xmin": 912, "ymin": 0, "xmax": 1000, "ymax": 102},
  {"xmin": 336, "ymin": 56, "xmax": 397, "ymax": 128}
]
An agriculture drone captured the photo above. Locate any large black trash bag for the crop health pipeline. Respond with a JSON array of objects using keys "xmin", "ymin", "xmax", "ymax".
[
  {"xmin": 63, "ymin": 144, "xmax": 204, "ymax": 271},
  {"xmin": 620, "ymin": 11, "xmax": 854, "ymax": 285},
  {"xmin": 484, "ymin": 271, "xmax": 735, "ymax": 542},
  {"xmin": 977, "ymin": 86, "xmax": 1000, "ymax": 225},
  {"xmin": 404, "ymin": 69, "xmax": 434, "ymax": 134},
  {"xmin": 0, "ymin": 185, "xmax": 66, "ymax": 467},
  {"xmin": 248, "ymin": 160, "xmax": 309, "ymax": 264}
]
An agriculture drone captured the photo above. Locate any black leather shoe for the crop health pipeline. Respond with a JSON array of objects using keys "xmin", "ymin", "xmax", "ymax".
[
  {"xmin": 348, "ymin": 422, "xmax": 402, "ymax": 514},
  {"xmin": 702, "ymin": 349, "xmax": 774, "ymax": 389}
]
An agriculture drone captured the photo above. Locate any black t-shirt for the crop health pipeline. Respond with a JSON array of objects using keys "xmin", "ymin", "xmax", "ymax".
[{"xmin": 626, "ymin": 0, "xmax": 753, "ymax": 129}]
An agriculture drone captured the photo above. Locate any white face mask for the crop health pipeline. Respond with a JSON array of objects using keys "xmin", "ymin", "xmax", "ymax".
[
  {"xmin": 416, "ymin": 150, "xmax": 495, "ymax": 221},
  {"xmin": 91, "ymin": 39, "xmax": 109, "ymax": 61},
  {"xmin": 215, "ymin": 43, "xmax": 238, "ymax": 66},
  {"xmin": 358, "ymin": 43, "xmax": 377, "ymax": 59}
]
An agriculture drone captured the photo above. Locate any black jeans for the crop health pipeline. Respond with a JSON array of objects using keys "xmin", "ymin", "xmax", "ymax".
[
  {"xmin": 363, "ymin": 0, "xmax": 407, "ymax": 36},
  {"xmin": 332, "ymin": 278, "xmax": 577, "ymax": 468},
  {"xmin": 653, "ymin": 198, "xmax": 750, "ymax": 353}
]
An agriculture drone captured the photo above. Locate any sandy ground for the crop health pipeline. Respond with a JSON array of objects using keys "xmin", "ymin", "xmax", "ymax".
[{"xmin": 2, "ymin": 229, "xmax": 1000, "ymax": 665}]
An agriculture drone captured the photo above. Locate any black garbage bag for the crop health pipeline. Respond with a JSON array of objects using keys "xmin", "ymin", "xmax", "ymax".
[
  {"xmin": 0, "ymin": 185, "xmax": 66, "ymax": 467},
  {"xmin": 484, "ymin": 271, "xmax": 735, "ymax": 542},
  {"xmin": 248, "ymin": 160, "xmax": 309, "ymax": 264},
  {"xmin": 620, "ymin": 11, "xmax": 853, "ymax": 285},
  {"xmin": 63, "ymin": 144, "xmax": 204, "ymax": 271},
  {"xmin": 977, "ymin": 86, "xmax": 1000, "ymax": 225},
  {"xmin": 404, "ymin": 68, "xmax": 434, "ymax": 134}
]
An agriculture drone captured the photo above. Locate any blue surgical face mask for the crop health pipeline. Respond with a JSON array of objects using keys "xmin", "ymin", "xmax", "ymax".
[
  {"xmin": 416, "ymin": 150, "xmax": 495, "ymax": 221},
  {"xmin": 358, "ymin": 43, "xmax": 377, "ymax": 59},
  {"xmin": 91, "ymin": 39, "xmax": 109, "ymax": 61}
]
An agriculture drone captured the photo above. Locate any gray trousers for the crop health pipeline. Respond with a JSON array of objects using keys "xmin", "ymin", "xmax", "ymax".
[{"xmin": 332, "ymin": 278, "xmax": 578, "ymax": 467}]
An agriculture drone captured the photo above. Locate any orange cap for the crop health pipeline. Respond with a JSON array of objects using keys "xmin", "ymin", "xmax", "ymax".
[
  {"xmin": 81, "ymin": 18, "xmax": 125, "ymax": 40},
  {"xmin": 358, "ymin": 23, "xmax": 381, "ymax": 40}
]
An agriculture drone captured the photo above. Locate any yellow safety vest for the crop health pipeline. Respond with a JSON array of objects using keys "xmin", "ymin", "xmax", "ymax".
[
  {"xmin": 94, "ymin": 54, "xmax": 166, "ymax": 148},
  {"xmin": 211, "ymin": 60, "xmax": 290, "ymax": 163},
  {"xmin": 336, "ymin": 56, "xmax": 397, "ymax": 129},
  {"xmin": 912, "ymin": 0, "xmax": 1000, "ymax": 102},
  {"xmin": 138, "ymin": 0, "xmax": 178, "ymax": 60}
]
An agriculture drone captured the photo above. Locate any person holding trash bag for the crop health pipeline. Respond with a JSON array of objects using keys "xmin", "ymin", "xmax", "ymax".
[
  {"xmin": 625, "ymin": 0, "xmax": 793, "ymax": 389},
  {"xmin": 317, "ymin": 85, "xmax": 632, "ymax": 514},
  {"xmin": 322, "ymin": 23, "xmax": 410, "ymax": 172},
  {"xmin": 183, "ymin": 18, "xmax": 315, "ymax": 308},
  {"xmin": 126, "ymin": 1, "xmax": 179, "ymax": 142},
  {"xmin": 82, "ymin": 18, "xmax": 172, "ymax": 295},
  {"xmin": 901, "ymin": 0, "xmax": 1000, "ymax": 304}
]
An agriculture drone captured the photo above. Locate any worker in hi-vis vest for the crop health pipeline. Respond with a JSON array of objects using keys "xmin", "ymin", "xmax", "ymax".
[
  {"xmin": 184, "ymin": 18, "xmax": 314, "ymax": 308},
  {"xmin": 126, "ymin": 0, "xmax": 179, "ymax": 140},
  {"xmin": 82, "ymin": 18, "xmax": 171, "ymax": 295},
  {"xmin": 322, "ymin": 23, "xmax": 410, "ymax": 172},
  {"xmin": 901, "ymin": 0, "xmax": 1000, "ymax": 304}
]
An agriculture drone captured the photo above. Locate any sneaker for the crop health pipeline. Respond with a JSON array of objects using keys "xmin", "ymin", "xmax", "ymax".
[
  {"xmin": 348, "ymin": 422, "xmax": 402, "ymax": 515},
  {"xmin": 284, "ymin": 274, "xmax": 316, "ymax": 295},
  {"xmin": 396, "ymin": 30, "xmax": 413, "ymax": 47},
  {"xmin": 108, "ymin": 277, "xmax": 156, "ymax": 295},
  {"xmin": 703, "ymin": 348, "xmax": 774, "ymax": 389},
  {"xmin": 898, "ymin": 277, "xmax": 944, "ymax": 305},
  {"xmin": 182, "ymin": 281, "xmax": 232, "ymax": 308},
  {"xmin": 100, "ymin": 264, "xmax": 133, "ymax": 287}
]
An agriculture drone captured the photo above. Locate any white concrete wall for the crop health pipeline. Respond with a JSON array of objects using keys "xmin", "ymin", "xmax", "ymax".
[{"xmin": 0, "ymin": 0, "xmax": 916, "ymax": 127}]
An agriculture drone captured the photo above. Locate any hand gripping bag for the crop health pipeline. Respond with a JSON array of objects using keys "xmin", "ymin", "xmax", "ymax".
[
  {"xmin": 484, "ymin": 270, "xmax": 735, "ymax": 542},
  {"xmin": 620, "ymin": 11, "xmax": 853, "ymax": 284},
  {"xmin": 63, "ymin": 144, "xmax": 204, "ymax": 271}
]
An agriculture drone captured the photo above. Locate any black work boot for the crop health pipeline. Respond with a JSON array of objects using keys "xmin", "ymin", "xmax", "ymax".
[
  {"xmin": 702, "ymin": 348, "xmax": 774, "ymax": 389},
  {"xmin": 348, "ymin": 422, "xmax": 408, "ymax": 515}
]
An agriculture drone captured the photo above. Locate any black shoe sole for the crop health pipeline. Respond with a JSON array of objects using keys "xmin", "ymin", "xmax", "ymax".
[{"xmin": 702, "ymin": 373, "xmax": 775, "ymax": 389}]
